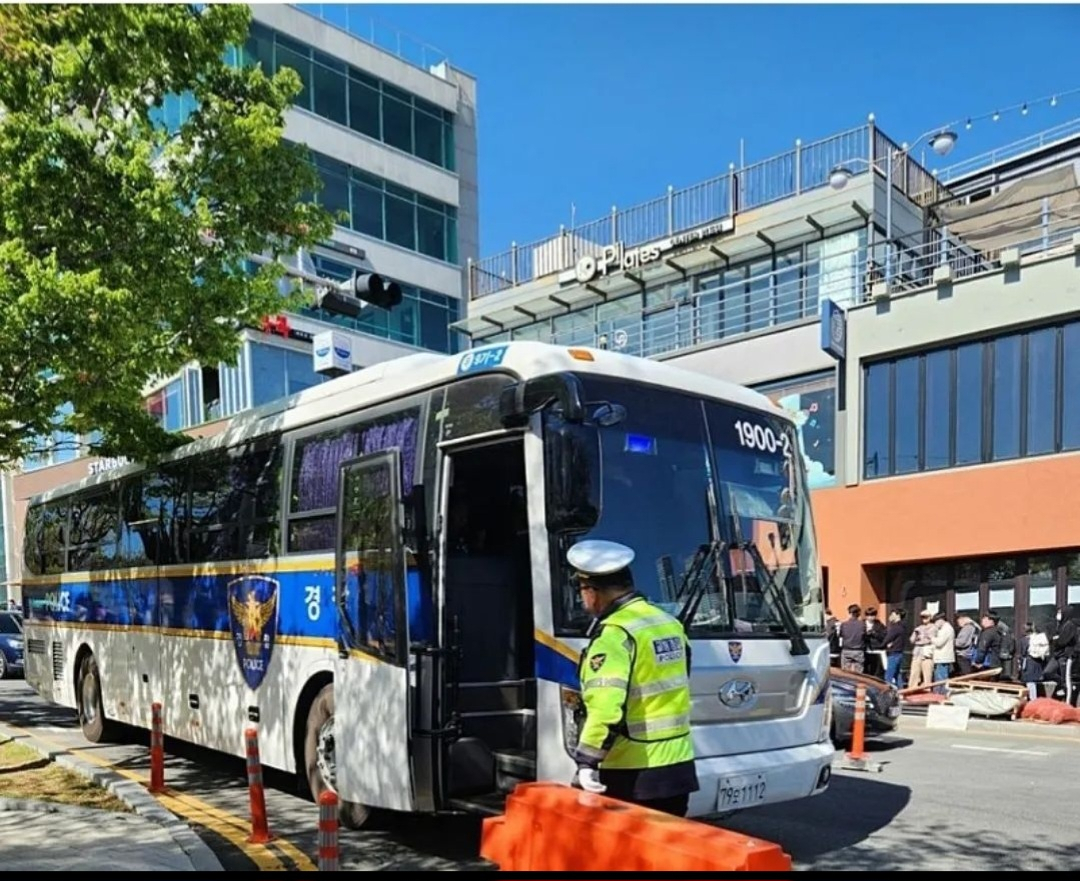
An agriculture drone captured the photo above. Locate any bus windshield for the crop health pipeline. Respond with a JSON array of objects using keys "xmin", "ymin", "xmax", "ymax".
[{"xmin": 553, "ymin": 375, "xmax": 824, "ymax": 639}]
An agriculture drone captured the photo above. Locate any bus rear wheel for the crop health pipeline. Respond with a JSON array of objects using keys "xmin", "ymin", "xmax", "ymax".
[
  {"xmin": 304, "ymin": 684, "xmax": 371, "ymax": 830},
  {"xmin": 76, "ymin": 653, "xmax": 113, "ymax": 743}
]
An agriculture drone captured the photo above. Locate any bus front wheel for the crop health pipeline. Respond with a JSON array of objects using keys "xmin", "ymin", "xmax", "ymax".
[
  {"xmin": 76, "ymin": 653, "xmax": 112, "ymax": 743},
  {"xmin": 303, "ymin": 684, "xmax": 371, "ymax": 830}
]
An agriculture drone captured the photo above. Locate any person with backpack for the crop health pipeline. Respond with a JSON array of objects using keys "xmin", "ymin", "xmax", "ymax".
[
  {"xmin": 954, "ymin": 613, "xmax": 981, "ymax": 676},
  {"xmin": 996, "ymin": 615, "xmax": 1018, "ymax": 680},
  {"xmin": 1020, "ymin": 623, "xmax": 1051, "ymax": 701}
]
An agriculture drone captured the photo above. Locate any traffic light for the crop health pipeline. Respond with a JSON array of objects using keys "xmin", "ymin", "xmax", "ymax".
[
  {"xmin": 352, "ymin": 271, "xmax": 402, "ymax": 309},
  {"xmin": 314, "ymin": 272, "xmax": 402, "ymax": 317}
]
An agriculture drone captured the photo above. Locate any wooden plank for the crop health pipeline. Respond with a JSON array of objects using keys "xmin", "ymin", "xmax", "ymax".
[{"xmin": 898, "ymin": 667, "xmax": 1002, "ymax": 697}]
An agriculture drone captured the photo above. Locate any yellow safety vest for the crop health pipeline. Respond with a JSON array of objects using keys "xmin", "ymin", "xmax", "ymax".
[{"xmin": 577, "ymin": 595, "xmax": 694, "ymax": 771}]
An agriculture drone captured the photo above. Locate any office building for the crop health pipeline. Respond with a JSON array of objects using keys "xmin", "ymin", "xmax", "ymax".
[
  {"xmin": 2, "ymin": 5, "xmax": 478, "ymax": 604},
  {"xmin": 457, "ymin": 115, "xmax": 1080, "ymax": 636}
]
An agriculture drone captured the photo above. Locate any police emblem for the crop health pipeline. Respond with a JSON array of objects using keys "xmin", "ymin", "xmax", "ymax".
[
  {"xmin": 589, "ymin": 653, "xmax": 607, "ymax": 672},
  {"xmin": 727, "ymin": 641, "xmax": 743, "ymax": 663},
  {"xmin": 228, "ymin": 575, "xmax": 280, "ymax": 690}
]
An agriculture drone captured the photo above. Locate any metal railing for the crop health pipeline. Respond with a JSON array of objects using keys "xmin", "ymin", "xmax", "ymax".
[
  {"xmin": 933, "ymin": 117, "xmax": 1080, "ymax": 184},
  {"xmin": 475, "ymin": 183, "xmax": 1080, "ymax": 361},
  {"xmin": 292, "ymin": 4, "xmax": 451, "ymax": 74},
  {"xmin": 470, "ymin": 122, "xmax": 953, "ymax": 300}
]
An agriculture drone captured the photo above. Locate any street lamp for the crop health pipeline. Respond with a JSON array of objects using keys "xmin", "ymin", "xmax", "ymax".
[{"xmin": 828, "ymin": 125, "xmax": 959, "ymax": 287}]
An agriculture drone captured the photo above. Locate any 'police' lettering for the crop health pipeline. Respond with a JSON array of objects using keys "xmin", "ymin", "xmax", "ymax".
[{"xmin": 652, "ymin": 637, "xmax": 684, "ymax": 664}]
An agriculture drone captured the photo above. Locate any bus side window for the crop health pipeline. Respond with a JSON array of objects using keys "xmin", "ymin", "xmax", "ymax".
[
  {"xmin": 222, "ymin": 440, "xmax": 283, "ymax": 560},
  {"xmin": 41, "ymin": 502, "xmax": 67, "ymax": 576},
  {"xmin": 23, "ymin": 505, "xmax": 44, "ymax": 577},
  {"xmin": 287, "ymin": 406, "xmax": 421, "ymax": 554},
  {"xmin": 186, "ymin": 451, "xmax": 232, "ymax": 563},
  {"xmin": 67, "ymin": 489, "xmax": 119, "ymax": 572}
]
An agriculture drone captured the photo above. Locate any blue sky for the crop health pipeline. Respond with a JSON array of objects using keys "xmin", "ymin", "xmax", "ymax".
[{"xmin": 299, "ymin": 3, "xmax": 1080, "ymax": 258}]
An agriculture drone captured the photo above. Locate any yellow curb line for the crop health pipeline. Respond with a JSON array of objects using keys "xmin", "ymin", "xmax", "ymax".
[{"xmin": 4, "ymin": 723, "xmax": 317, "ymax": 872}]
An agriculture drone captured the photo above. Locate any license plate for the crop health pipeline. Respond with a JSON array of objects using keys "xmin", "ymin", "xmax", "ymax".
[
  {"xmin": 888, "ymin": 705, "xmax": 901, "ymax": 718},
  {"xmin": 717, "ymin": 774, "xmax": 767, "ymax": 809}
]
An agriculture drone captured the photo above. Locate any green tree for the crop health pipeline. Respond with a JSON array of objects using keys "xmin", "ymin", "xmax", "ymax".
[{"xmin": 0, "ymin": 4, "xmax": 332, "ymax": 465}]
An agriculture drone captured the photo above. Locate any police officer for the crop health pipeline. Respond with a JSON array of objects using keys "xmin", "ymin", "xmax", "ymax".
[{"xmin": 568, "ymin": 539, "xmax": 699, "ymax": 817}]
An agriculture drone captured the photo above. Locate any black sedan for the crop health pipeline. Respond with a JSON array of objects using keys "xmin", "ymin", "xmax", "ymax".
[{"xmin": 829, "ymin": 667, "xmax": 900, "ymax": 746}]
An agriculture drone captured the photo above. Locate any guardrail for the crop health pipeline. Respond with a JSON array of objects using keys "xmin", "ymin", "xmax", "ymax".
[
  {"xmin": 470, "ymin": 121, "xmax": 952, "ymax": 300},
  {"xmin": 292, "ymin": 4, "xmax": 451, "ymax": 74},
  {"xmin": 934, "ymin": 116, "xmax": 1080, "ymax": 184},
  {"xmin": 479, "ymin": 183, "xmax": 1080, "ymax": 360}
]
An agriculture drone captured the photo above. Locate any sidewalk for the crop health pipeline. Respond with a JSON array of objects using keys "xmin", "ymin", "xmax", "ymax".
[
  {"xmin": 0, "ymin": 720, "xmax": 221, "ymax": 872},
  {"xmin": 897, "ymin": 711, "xmax": 1080, "ymax": 739}
]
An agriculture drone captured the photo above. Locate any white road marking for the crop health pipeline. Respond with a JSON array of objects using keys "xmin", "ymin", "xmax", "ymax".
[{"xmin": 951, "ymin": 744, "xmax": 1048, "ymax": 757}]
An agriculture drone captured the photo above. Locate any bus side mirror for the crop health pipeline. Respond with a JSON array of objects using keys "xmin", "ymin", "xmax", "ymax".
[
  {"xmin": 543, "ymin": 416, "xmax": 601, "ymax": 533},
  {"xmin": 499, "ymin": 373, "xmax": 586, "ymax": 427}
]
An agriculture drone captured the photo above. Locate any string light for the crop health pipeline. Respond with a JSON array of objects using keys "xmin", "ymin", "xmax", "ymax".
[{"xmin": 947, "ymin": 85, "xmax": 1080, "ymax": 133}]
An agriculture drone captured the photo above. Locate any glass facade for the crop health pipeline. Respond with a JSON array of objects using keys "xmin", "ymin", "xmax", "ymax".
[
  {"xmin": 23, "ymin": 403, "xmax": 81, "ymax": 472},
  {"xmin": 249, "ymin": 341, "xmax": 330, "ymax": 408},
  {"xmin": 479, "ymin": 228, "xmax": 866, "ymax": 358},
  {"xmin": 307, "ymin": 148, "xmax": 458, "ymax": 264},
  {"xmin": 863, "ymin": 317, "xmax": 1080, "ymax": 479},
  {"xmin": 887, "ymin": 551, "xmax": 1078, "ymax": 655},
  {"xmin": 243, "ymin": 22, "xmax": 456, "ymax": 171},
  {"xmin": 304, "ymin": 255, "xmax": 460, "ymax": 353},
  {"xmin": 755, "ymin": 372, "xmax": 837, "ymax": 489}
]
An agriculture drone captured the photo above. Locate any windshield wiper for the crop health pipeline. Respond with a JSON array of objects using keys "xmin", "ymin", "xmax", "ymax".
[
  {"xmin": 737, "ymin": 539, "xmax": 810, "ymax": 656},
  {"xmin": 727, "ymin": 494, "xmax": 809, "ymax": 657},
  {"xmin": 674, "ymin": 539, "xmax": 727, "ymax": 629}
]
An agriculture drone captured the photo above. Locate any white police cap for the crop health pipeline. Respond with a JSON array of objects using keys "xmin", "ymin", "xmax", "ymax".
[{"xmin": 567, "ymin": 540, "xmax": 635, "ymax": 576}]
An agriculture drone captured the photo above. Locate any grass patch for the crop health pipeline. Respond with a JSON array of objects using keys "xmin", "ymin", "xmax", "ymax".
[
  {"xmin": 0, "ymin": 741, "xmax": 131, "ymax": 813},
  {"xmin": 0, "ymin": 740, "xmax": 40, "ymax": 769}
]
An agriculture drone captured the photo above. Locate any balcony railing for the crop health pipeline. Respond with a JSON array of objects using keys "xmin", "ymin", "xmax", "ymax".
[
  {"xmin": 469, "ymin": 121, "xmax": 951, "ymax": 300},
  {"xmin": 292, "ymin": 4, "xmax": 451, "ymax": 74},
  {"xmin": 480, "ymin": 181, "xmax": 1080, "ymax": 360},
  {"xmin": 933, "ymin": 116, "xmax": 1080, "ymax": 184}
]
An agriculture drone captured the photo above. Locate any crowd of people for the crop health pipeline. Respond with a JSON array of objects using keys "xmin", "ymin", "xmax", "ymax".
[{"xmin": 826, "ymin": 603, "xmax": 1079, "ymax": 706}]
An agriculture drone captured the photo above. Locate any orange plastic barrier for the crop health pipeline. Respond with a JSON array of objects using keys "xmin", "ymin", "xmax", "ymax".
[{"xmin": 480, "ymin": 783, "xmax": 793, "ymax": 872}]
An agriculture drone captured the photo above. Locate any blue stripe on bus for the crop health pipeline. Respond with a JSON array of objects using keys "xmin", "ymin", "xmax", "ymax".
[
  {"xmin": 21, "ymin": 567, "xmax": 431, "ymax": 644},
  {"xmin": 534, "ymin": 639, "xmax": 580, "ymax": 689}
]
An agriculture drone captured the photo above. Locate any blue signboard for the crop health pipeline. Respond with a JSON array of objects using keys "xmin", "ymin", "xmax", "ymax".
[
  {"xmin": 457, "ymin": 346, "xmax": 508, "ymax": 375},
  {"xmin": 820, "ymin": 299, "xmax": 846, "ymax": 361}
]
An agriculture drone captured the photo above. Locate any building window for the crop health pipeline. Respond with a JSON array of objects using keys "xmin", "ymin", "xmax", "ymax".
[
  {"xmin": 147, "ymin": 379, "xmax": 187, "ymax": 432},
  {"xmin": 755, "ymin": 373, "xmax": 837, "ymax": 489},
  {"xmin": 242, "ymin": 22, "xmax": 456, "ymax": 172},
  {"xmin": 307, "ymin": 149, "xmax": 458, "ymax": 264},
  {"xmin": 304, "ymin": 255, "xmax": 460, "ymax": 354},
  {"xmin": 863, "ymin": 317, "xmax": 1080, "ymax": 480},
  {"xmin": 249, "ymin": 342, "xmax": 329, "ymax": 408}
]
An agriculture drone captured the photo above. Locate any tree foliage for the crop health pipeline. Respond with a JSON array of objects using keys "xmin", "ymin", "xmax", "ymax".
[{"xmin": 0, "ymin": 4, "xmax": 332, "ymax": 465}]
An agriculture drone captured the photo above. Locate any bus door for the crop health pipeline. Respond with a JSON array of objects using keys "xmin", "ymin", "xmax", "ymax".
[
  {"xmin": 434, "ymin": 435, "xmax": 536, "ymax": 809},
  {"xmin": 333, "ymin": 450, "xmax": 415, "ymax": 812}
]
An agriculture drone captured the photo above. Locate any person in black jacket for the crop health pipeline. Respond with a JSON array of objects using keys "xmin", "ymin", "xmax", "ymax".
[
  {"xmin": 1052, "ymin": 605, "xmax": 1078, "ymax": 706},
  {"xmin": 883, "ymin": 608, "xmax": 906, "ymax": 689},
  {"xmin": 972, "ymin": 612, "xmax": 1004, "ymax": 678},
  {"xmin": 864, "ymin": 607, "xmax": 887, "ymax": 677}
]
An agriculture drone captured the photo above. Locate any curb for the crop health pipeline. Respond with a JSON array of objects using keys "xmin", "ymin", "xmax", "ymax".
[
  {"xmin": 0, "ymin": 721, "xmax": 222, "ymax": 872},
  {"xmin": 897, "ymin": 712, "xmax": 1080, "ymax": 739}
]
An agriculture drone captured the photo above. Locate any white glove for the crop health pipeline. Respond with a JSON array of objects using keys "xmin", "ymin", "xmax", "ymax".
[{"xmin": 576, "ymin": 767, "xmax": 606, "ymax": 793}]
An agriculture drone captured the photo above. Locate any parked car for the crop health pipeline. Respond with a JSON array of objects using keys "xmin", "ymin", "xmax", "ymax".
[
  {"xmin": 0, "ymin": 611, "xmax": 24, "ymax": 679},
  {"xmin": 830, "ymin": 667, "xmax": 900, "ymax": 746}
]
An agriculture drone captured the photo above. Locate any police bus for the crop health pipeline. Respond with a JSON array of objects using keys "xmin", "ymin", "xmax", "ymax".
[{"xmin": 20, "ymin": 341, "xmax": 833, "ymax": 825}]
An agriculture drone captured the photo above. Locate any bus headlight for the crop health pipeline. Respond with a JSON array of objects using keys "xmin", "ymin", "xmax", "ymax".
[
  {"xmin": 560, "ymin": 687, "xmax": 583, "ymax": 757},
  {"xmin": 818, "ymin": 689, "xmax": 833, "ymax": 743}
]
